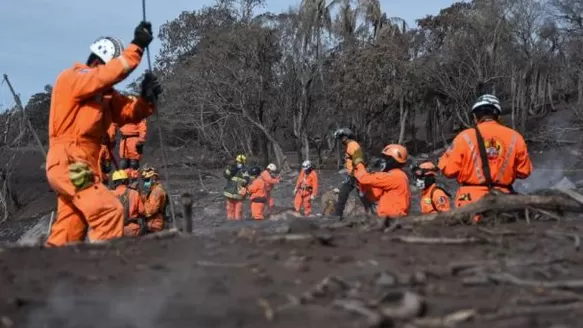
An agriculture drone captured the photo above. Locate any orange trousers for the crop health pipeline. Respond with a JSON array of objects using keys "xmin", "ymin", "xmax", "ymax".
[
  {"xmin": 251, "ymin": 201, "xmax": 265, "ymax": 220},
  {"xmin": 45, "ymin": 146, "xmax": 124, "ymax": 246},
  {"xmin": 294, "ymin": 193, "xmax": 312, "ymax": 216},
  {"xmin": 226, "ymin": 198, "xmax": 244, "ymax": 220},
  {"xmin": 455, "ymin": 186, "xmax": 511, "ymax": 223}
]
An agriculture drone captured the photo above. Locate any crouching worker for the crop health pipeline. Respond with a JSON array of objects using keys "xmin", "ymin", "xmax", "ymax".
[
  {"xmin": 111, "ymin": 170, "xmax": 146, "ymax": 236},
  {"xmin": 261, "ymin": 163, "xmax": 280, "ymax": 213},
  {"xmin": 247, "ymin": 166, "xmax": 268, "ymax": 220},
  {"xmin": 141, "ymin": 167, "xmax": 167, "ymax": 233},
  {"xmin": 412, "ymin": 161, "xmax": 451, "ymax": 214},
  {"xmin": 223, "ymin": 154, "xmax": 249, "ymax": 220},
  {"xmin": 294, "ymin": 160, "xmax": 319, "ymax": 216},
  {"xmin": 353, "ymin": 144, "xmax": 411, "ymax": 220}
]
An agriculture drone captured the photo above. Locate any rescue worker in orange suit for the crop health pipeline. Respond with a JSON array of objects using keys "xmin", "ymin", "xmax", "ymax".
[
  {"xmin": 246, "ymin": 166, "xmax": 268, "ymax": 220},
  {"xmin": 99, "ymin": 123, "xmax": 118, "ymax": 186},
  {"xmin": 352, "ymin": 144, "xmax": 411, "ymax": 219},
  {"xmin": 111, "ymin": 170, "xmax": 146, "ymax": 236},
  {"xmin": 332, "ymin": 128, "xmax": 371, "ymax": 218},
  {"xmin": 141, "ymin": 167, "xmax": 167, "ymax": 233},
  {"xmin": 412, "ymin": 161, "xmax": 451, "ymax": 214},
  {"xmin": 45, "ymin": 21, "xmax": 162, "ymax": 247},
  {"xmin": 223, "ymin": 154, "xmax": 250, "ymax": 220},
  {"xmin": 119, "ymin": 118, "xmax": 147, "ymax": 181},
  {"xmin": 438, "ymin": 94, "xmax": 533, "ymax": 221},
  {"xmin": 294, "ymin": 160, "xmax": 319, "ymax": 216},
  {"xmin": 260, "ymin": 163, "xmax": 280, "ymax": 214}
]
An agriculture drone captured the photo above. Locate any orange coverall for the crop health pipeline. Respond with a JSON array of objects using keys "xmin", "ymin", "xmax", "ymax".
[
  {"xmin": 420, "ymin": 184, "xmax": 451, "ymax": 214},
  {"xmin": 113, "ymin": 184, "xmax": 145, "ymax": 236},
  {"xmin": 119, "ymin": 119, "xmax": 147, "ymax": 179},
  {"xmin": 354, "ymin": 163, "xmax": 411, "ymax": 218},
  {"xmin": 45, "ymin": 43, "xmax": 153, "ymax": 247},
  {"xmin": 438, "ymin": 120, "xmax": 533, "ymax": 210},
  {"xmin": 98, "ymin": 123, "xmax": 118, "ymax": 183},
  {"xmin": 247, "ymin": 176, "xmax": 268, "ymax": 220},
  {"xmin": 260, "ymin": 170, "xmax": 280, "ymax": 210},
  {"xmin": 294, "ymin": 169, "xmax": 319, "ymax": 216},
  {"xmin": 143, "ymin": 183, "xmax": 167, "ymax": 233}
]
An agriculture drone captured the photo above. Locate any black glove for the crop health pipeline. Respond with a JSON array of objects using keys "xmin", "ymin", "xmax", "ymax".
[
  {"xmin": 140, "ymin": 72, "xmax": 163, "ymax": 103},
  {"xmin": 136, "ymin": 143, "xmax": 144, "ymax": 154},
  {"xmin": 131, "ymin": 21, "xmax": 153, "ymax": 49}
]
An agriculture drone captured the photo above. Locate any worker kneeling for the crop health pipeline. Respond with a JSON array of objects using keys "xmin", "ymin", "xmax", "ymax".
[
  {"xmin": 412, "ymin": 161, "xmax": 451, "ymax": 214},
  {"xmin": 294, "ymin": 160, "xmax": 319, "ymax": 216},
  {"xmin": 141, "ymin": 167, "xmax": 168, "ymax": 233},
  {"xmin": 353, "ymin": 145, "xmax": 411, "ymax": 219},
  {"xmin": 247, "ymin": 166, "xmax": 268, "ymax": 220},
  {"xmin": 111, "ymin": 170, "xmax": 146, "ymax": 236}
]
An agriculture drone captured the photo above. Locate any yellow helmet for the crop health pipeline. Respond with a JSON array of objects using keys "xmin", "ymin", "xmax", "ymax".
[
  {"xmin": 236, "ymin": 154, "xmax": 247, "ymax": 164},
  {"xmin": 141, "ymin": 167, "xmax": 159, "ymax": 179},
  {"xmin": 111, "ymin": 170, "xmax": 128, "ymax": 181}
]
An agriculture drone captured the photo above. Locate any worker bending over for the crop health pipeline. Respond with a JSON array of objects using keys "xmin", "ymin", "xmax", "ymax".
[
  {"xmin": 294, "ymin": 160, "xmax": 319, "ymax": 216},
  {"xmin": 119, "ymin": 118, "xmax": 147, "ymax": 181},
  {"xmin": 261, "ymin": 163, "xmax": 280, "ymax": 214},
  {"xmin": 141, "ymin": 167, "xmax": 167, "ymax": 233},
  {"xmin": 353, "ymin": 144, "xmax": 411, "ymax": 219},
  {"xmin": 45, "ymin": 21, "xmax": 161, "ymax": 246},
  {"xmin": 246, "ymin": 166, "xmax": 268, "ymax": 220},
  {"xmin": 223, "ymin": 154, "xmax": 249, "ymax": 220},
  {"xmin": 332, "ymin": 128, "xmax": 368, "ymax": 218},
  {"xmin": 111, "ymin": 170, "xmax": 146, "ymax": 236},
  {"xmin": 412, "ymin": 161, "xmax": 451, "ymax": 214},
  {"xmin": 438, "ymin": 94, "xmax": 532, "ymax": 220}
]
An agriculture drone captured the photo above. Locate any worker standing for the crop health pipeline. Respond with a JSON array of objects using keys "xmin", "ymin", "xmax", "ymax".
[
  {"xmin": 247, "ymin": 166, "xmax": 268, "ymax": 220},
  {"xmin": 332, "ymin": 128, "xmax": 367, "ymax": 218},
  {"xmin": 119, "ymin": 118, "xmax": 147, "ymax": 181},
  {"xmin": 352, "ymin": 144, "xmax": 411, "ymax": 219},
  {"xmin": 294, "ymin": 160, "xmax": 319, "ymax": 216},
  {"xmin": 223, "ymin": 154, "xmax": 250, "ymax": 220},
  {"xmin": 412, "ymin": 161, "xmax": 451, "ymax": 214},
  {"xmin": 141, "ymin": 167, "xmax": 168, "ymax": 233},
  {"xmin": 98, "ymin": 122, "xmax": 118, "ymax": 186},
  {"xmin": 438, "ymin": 94, "xmax": 533, "ymax": 220},
  {"xmin": 111, "ymin": 170, "xmax": 146, "ymax": 236},
  {"xmin": 260, "ymin": 163, "xmax": 280, "ymax": 214},
  {"xmin": 45, "ymin": 21, "xmax": 161, "ymax": 247}
]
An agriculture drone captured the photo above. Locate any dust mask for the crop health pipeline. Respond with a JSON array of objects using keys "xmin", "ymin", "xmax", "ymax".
[
  {"xmin": 144, "ymin": 180, "xmax": 152, "ymax": 190},
  {"xmin": 415, "ymin": 178, "xmax": 425, "ymax": 190}
]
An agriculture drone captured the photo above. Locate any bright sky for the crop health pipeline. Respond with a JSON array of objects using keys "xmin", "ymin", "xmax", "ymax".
[{"xmin": 0, "ymin": 0, "xmax": 457, "ymax": 104}]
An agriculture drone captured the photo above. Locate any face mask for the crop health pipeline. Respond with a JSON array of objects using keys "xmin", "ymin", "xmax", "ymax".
[
  {"xmin": 144, "ymin": 180, "xmax": 152, "ymax": 190},
  {"xmin": 415, "ymin": 178, "xmax": 425, "ymax": 190},
  {"xmin": 237, "ymin": 163, "xmax": 243, "ymax": 169}
]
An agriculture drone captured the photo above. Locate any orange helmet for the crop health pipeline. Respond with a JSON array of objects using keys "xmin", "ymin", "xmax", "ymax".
[
  {"xmin": 413, "ymin": 161, "xmax": 438, "ymax": 177},
  {"xmin": 381, "ymin": 144, "xmax": 408, "ymax": 164}
]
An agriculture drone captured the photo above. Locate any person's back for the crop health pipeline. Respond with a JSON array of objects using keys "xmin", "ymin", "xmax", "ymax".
[
  {"xmin": 438, "ymin": 94, "xmax": 532, "ymax": 210},
  {"xmin": 373, "ymin": 168, "xmax": 410, "ymax": 217},
  {"xmin": 420, "ymin": 184, "xmax": 450, "ymax": 214}
]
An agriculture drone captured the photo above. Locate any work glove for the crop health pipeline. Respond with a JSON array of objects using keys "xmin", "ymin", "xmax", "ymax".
[
  {"xmin": 140, "ymin": 72, "xmax": 163, "ymax": 104},
  {"xmin": 136, "ymin": 142, "xmax": 144, "ymax": 154},
  {"xmin": 293, "ymin": 188, "xmax": 298, "ymax": 194},
  {"xmin": 69, "ymin": 162, "xmax": 94, "ymax": 191},
  {"xmin": 351, "ymin": 148, "xmax": 365, "ymax": 167},
  {"xmin": 131, "ymin": 21, "xmax": 154, "ymax": 49}
]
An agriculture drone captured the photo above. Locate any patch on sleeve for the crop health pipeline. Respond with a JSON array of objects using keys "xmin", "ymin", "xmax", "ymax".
[
  {"xmin": 437, "ymin": 196, "xmax": 447, "ymax": 205},
  {"xmin": 423, "ymin": 198, "xmax": 432, "ymax": 204}
]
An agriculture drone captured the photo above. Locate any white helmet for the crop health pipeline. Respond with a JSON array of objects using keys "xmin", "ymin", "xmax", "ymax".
[
  {"xmin": 89, "ymin": 36, "xmax": 125, "ymax": 64},
  {"xmin": 302, "ymin": 160, "xmax": 312, "ymax": 170},
  {"xmin": 267, "ymin": 163, "xmax": 277, "ymax": 172},
  {"xmin": 472, "ymin": 94, "xmax": 502, "ymax": 115}
]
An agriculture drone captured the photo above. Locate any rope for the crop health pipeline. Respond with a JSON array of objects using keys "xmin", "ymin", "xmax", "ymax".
[{"xmin": 141, "ymin": 0, "xmax": 177, "ymax": 227}]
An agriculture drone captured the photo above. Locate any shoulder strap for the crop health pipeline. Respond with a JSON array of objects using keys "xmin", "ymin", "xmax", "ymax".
[
  {"xmin": 474, "ymin": 127, "xmax": 493, "ymax": 189},
  {"xmin": 118, "ymin": 188, "xmax": 131, "ymax": 221}
]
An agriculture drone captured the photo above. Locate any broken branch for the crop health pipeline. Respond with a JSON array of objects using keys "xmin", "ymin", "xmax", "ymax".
[{"xmin": 388, "ymin": 235, "xmax": 488, "ymax": 245}]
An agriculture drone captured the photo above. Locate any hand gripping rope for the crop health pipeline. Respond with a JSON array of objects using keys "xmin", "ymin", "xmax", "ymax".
[{"xmin": 141, "ymin": 0, "xmax": 177, "ymax": 226}]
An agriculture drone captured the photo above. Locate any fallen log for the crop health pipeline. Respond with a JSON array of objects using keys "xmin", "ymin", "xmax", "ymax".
[
  {"xmin": 487, "ymin": 272, "xmax": 583, "ymax": 290},
  {"xmin": 388, "ymin": 236, "xmax": 488, "ymax": 245},
  {"xmin": 480, "ymin": 302, "xmax": 583, "ymax": 321},
  {"xmin": 408, "ymin": 191, "xmax": 583, "ymax": 224}
]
